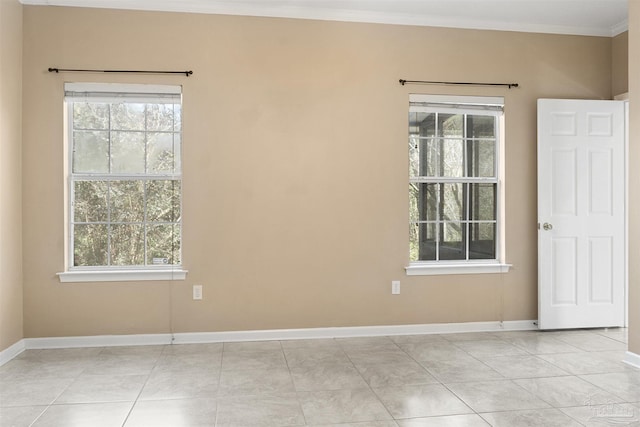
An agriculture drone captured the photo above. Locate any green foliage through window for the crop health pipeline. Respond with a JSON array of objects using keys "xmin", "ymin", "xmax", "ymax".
[{"xmin": 68, "ymin": 87, "xmax": 182, "ymax": 268}]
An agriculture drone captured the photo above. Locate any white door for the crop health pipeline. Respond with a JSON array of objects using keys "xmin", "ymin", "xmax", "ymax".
[{"xmin": 537, "ymin": 99, "xmax": 625, "ymax": 330}]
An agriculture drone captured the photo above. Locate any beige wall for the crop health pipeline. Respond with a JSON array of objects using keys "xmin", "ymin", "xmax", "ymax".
[
  {"xmin": 612, "ymin": 31, "xmax": 629, "ymax": 96},
  {"xmin": 0, "ymin": 0, "xmax": 23, "ymax": 352},
  {"xmin": 628, "ymin": 2, "xmax": 640, "ymax": 356},
  {"xmin": 22, "ymin": 6, "xmax": 614, "ymax": 338}
]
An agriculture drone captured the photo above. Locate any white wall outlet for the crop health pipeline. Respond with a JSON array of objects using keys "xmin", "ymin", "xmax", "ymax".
[
  {"xmin": 392, "ymin": 281, "xmax": 400, "ymax": 295},
  {"xmin": 193, "ymin": 284, "xmax": 203, "ymax": 300}
]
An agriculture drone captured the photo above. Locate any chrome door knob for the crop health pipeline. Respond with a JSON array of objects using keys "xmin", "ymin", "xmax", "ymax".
[{"xmin": 543, "ymin": 222, "xmax": 553, "ymax": 231}]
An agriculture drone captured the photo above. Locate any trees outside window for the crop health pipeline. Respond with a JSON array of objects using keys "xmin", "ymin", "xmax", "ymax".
[{"xmin": 66, "ymin": 83, "xmax": 182, "ymax": 269}]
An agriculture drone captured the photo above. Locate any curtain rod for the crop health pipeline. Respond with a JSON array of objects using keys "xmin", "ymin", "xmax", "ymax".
[
  {"xmin": 399, "ymin": 79, "xmax": 518, "ymax": 89},
  {"xmin": 48, "ymin": 68, "xmax": 193, "ymax": 77}
]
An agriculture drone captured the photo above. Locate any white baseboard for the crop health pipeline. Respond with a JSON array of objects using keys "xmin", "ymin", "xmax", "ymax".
[
  {"xmin": 10, "ymin": 321, "xmax": 640, "ymax": 373},
  {"xmin": 21, "ymin": 319, "xmax": 537, "ymax": 350},
  {"xmin": 24, "ymin": 333, "xmax": 172, "ymax": 349},
  {"xmin": 623, "ymin": 350, "xmax": 640, "ymax": 369},
  {"xmin": 173, "ymin": 320, "xmax": 537, "ymax": 344},
  {"xmin": 0, "ymin": 339, "xmax": 26, "ymax": 366}
]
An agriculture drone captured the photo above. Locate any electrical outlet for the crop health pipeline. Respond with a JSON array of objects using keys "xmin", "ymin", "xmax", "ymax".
[
  {"xmin": 392, "ymin": 281, "xmax": 400, "ymax": 295},
  {"xmin": 193, "ymin": 284, "xmax": 203, "ymax": 300}
]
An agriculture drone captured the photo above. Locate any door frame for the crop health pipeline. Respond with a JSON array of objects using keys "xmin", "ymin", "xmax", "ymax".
[{"xmin": 615, "ymin": 93, "xmax": 630, "ymax": 328}]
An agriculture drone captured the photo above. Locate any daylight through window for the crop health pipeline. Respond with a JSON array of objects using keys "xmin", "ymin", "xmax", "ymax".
[
  {"xmin": 65, "ymin": 83, "xmax": 182, "ymax": 269},
  {"xmin": 409, "ymin": 95, "xmax": 503, "ymax": 264}
]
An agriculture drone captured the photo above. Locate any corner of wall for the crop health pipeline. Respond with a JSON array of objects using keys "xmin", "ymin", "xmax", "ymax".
[
  {"xmin": 612, "ymin": 31, "xmax": 629, "ymax": 97},
  {"xmin": 0, "ymin": 0, "xmax": 24, "ymax": 353}
]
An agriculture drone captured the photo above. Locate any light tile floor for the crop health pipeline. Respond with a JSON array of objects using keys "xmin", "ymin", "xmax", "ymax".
[{"xmin": 0, "ymin": 328, "xmax": 638, "ymax": 426}]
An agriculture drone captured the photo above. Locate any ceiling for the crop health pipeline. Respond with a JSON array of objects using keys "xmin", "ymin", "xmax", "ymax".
[{"xmin": 20, "ymin": 0, "xmax": 628, "ymax": 37}]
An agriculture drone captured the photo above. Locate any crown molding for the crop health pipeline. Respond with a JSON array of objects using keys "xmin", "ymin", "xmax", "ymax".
[
  {"xmin": 611, "ymin": 19, "xmax": 629, "ymax": 36},
  {"xmin": 19, "ymin": 0, "xmax": 626, "ymax": 37}
]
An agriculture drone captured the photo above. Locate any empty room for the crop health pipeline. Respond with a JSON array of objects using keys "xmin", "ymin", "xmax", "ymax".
[{"xmin": 1, "ymin": 0, "xmax": 639, "ymax": 425}]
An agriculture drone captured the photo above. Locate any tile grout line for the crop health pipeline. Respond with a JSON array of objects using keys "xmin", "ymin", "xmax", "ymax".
[
  {"xmin": 24, "ymin": 351, "xmax": 95, "ymax": 426},
  {"xmin": 338, "ymin": 337, "xmax": 397, "ymax": 423},
  {"xmin": 3, "ymin": 328, "xmax": 635, "ymax": 426},
  {"xmin": 119, "ymin": 345, "xmax": 166, "ymax": 427},
  {"xmin": 213, "ymin": 343, "xmax": 224, "ymax": 427},
  {"xmin": 277, "ymin": 339, "xmax": 308, "ymax": 427},
  {"xmin": 26, "ymin": 405, "xmax": 49, "ymax": 427}
]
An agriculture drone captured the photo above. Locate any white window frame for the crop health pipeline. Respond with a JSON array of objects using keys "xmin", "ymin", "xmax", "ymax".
[
  {"xmin": 406, "ymin": 94, "xmax": 511, "ymax": 276},
  {"xmin": 58, "ymin": 83, "xmax": 187, "ymax": 283}
]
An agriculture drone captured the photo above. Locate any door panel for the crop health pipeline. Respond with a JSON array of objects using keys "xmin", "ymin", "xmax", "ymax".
[
  {"xmin": 551, "ymin": 237, "xmax": 577, "ymax": 305},
  {"xmin": 551, "ymin": 149, "xmax": 577, "ymax": 215},
  {"xmin": 538, "ymin": 99, "xmax": 625, "ymax": 330},
  {"xmin": 589, "ymin": 149, "xmax": 613, "ymax": 215},
  {"xmin": 589, "ymin": 237, "xmax": 612, "ymax": 304}
]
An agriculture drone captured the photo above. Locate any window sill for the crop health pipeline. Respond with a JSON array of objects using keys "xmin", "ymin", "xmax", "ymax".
[
  {"xmin": 405, "ymin": 263, "xmax": 511, "ymax": 276},
  {"xmin": 57, "ymin": 269, "xmax": 188, "ymax": 283}
]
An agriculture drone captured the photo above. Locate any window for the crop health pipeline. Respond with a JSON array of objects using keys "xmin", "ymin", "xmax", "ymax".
[
  {"xmin": 407, "ymin": 95, "xmax": 509, "ymax": 275},
  {"xmin": 59, "ymin": 83, "xmax": 186, "ymax": 282}
]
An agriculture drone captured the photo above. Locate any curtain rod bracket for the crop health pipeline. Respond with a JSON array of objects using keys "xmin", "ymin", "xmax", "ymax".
[{"xmin": 400, "ymin": 79, "xmax": 518, "ymax": 89}]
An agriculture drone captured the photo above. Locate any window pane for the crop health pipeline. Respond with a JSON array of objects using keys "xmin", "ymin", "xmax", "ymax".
[
  {"xmin": 442, "ymin": 183, "xmax": 464, "ymax": 221},
  {"xmin": 409, "ymin": 137, "xmax": 419, "ymax": 177},
  {"xmin": 469, "ymin": 139, "xmax": 495, "ymax": 177},
  {"xmin": 73, "ymin": 130, "xmax": 109, "ymax": 173},
  {"xmin": 409, "ymin": 111, "xmax": 437, "ymax": 177},
  {"xmin": 73, "ymin": 181, "xmax": 108, "ymax": 223},
  {"xmin": 147, "ymin": 180, "xmax": 181, "ymax": 222},
  {"xmin": 109, "ymin": 181, "xmax": 144, "ymax": 223},
  {"xmin": 174, "ymin": 134, "xmax": 182, "ymax": 174},
  {"xmin": 409, "ymin": 183, "xmax": 419, "ymax": 224},
  {"xmin": 439, "ymin": 222, "xmax": 465, "ymax": 260},
  {"xmin": 410, "ymin": 137, "xmax": 438, "ymax": 177},
  {"xmin": 410, "ymin": 223, "xmax": 419, "ymax": 261},
  {"xmin": 146, "ymin": 104, "xmax": 175, "ymax": 131},
  {"xmin": 441, "ymin": 138, "xmax": 463, "ymax": 177},
  {"xmin": 467, "ymin": 115, "xmax": 495, "ymax": 138},
  {"xmin": 73, "ymin": 102, "xmax": 109, "ymax": 130},
  {"xmin": 148, "ymin": 132, "xmax": 178, "ymax": 173},
  {"xmin": 411, "ymin": 223, "xmax": 437, "ymax": 262},
  {"xmin": 443, "ymin": 221, "xmax": 464, "ymax": 243},
  {"xmin": 147, "ymin": 224, "xmax": 180, "ymax": 265},
  {"xmin": 438, "ymin": 114, "xmax": 463, "ymax": 137},
  {"xmin": 470, "ymin": 183, "xmax": 496, "ymax": 221},
  {"xmin": 110, "ymin": 224, "xmax": 145, "ymax": 265},
  {"xmin": 175, "ymin": 104, "xmax": 182, "ymax": 132},
  {"xmin": 470, "ymin": 223, "xmax": 496, "ymax": 259},
  {"xmin": 409, "ymin": 112, "xmax": 435, "ymax": 137},
  {"xmin": 410, "ymin": 183, "xmax": 438, "ymax": 223},
  {"xmin": 112, "ymin": 103, "xmax": 145, "ymax": 131},
  {"xmin": 73, "ymin": 224, "xmax": 108, "ymax": 266},
  {"xmin": 422, "ymin": 183, "xmax": 438, "ymax": 221},
  {"xmin": 111, "ymin": 131, "xmax": 145, "ymax": 173}
]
